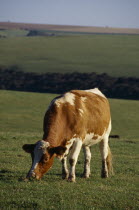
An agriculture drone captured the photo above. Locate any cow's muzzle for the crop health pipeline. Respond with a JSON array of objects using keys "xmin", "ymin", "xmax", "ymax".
[{"xmin": 25, "ymin": 170, "xmax": 40, "ymax": 180}]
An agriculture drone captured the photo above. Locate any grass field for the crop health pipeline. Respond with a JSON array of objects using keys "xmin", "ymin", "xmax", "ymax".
[
  {"xmin": 0, "ymin": 33, "xmax": 139, "ymax": 77},
  {"xmin": 0, "ymin": 90, "xmax": 139, "ymax": 209},
  {"xmin": 0, "ymin": 29, "xmax": 28, "ymax": 38}
]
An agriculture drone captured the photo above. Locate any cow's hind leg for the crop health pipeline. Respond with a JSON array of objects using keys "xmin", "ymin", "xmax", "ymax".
[
  {"xmin": 68, "ymin": 139, "xmax": 82, "ymax": 182},
  {"xmin": 61, "ymin": 157, "xmax": 69, "ymax": 180},
  {"xmin": 99, "ymin": 135, "xmax": 113, "ymax": 178},
  {"xmin": 82, "ymin": 146, "xmax": 91, "ymax": 178}
]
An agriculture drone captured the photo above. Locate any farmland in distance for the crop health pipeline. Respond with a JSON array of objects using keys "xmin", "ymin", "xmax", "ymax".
[{"xmin": 0, "ymin": 23, "xmax": 139, "ymax": 78}]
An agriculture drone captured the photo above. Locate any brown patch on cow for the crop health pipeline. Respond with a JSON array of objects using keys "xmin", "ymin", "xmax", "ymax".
[
  {"xmin": 34, "ymin": 152, "xmax": 55, "ymax": 180},
  {"xmin": 92, "ymin": 135, "xmax": 99, "ymax": 140}
]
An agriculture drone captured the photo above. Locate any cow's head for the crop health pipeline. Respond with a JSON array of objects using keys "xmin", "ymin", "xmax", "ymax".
[{"xmin": 22, "ymin": 140, "xmax": 66, "ymax": 180}]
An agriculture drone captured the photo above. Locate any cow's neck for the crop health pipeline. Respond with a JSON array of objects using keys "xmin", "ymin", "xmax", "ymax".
[
  {"xmin": 43, "ymin": 105, "xmax": 73, "ymax": 147},
  {"xmin": 43, "ymin": 121, "xmax": 67, "ymax": 147}
]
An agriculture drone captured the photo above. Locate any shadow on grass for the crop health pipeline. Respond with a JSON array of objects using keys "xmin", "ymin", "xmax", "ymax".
[
  {"xmin": 1, "ymin": 201, "xmax": 39, "ymax": 209},
  {"xmin": 55, "ymin": 172, "xmax": 84, "ymax": 178},
  {"xmin": 0, "ymin": 169, "xmax": 19, "ymax": 182},
  {"xmin": 125, "ymin": 140, "xmax": 137, "ymax": 144}
]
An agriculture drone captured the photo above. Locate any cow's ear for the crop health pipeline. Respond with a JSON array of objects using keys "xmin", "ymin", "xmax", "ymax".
[
  {"xmin": 22, "ymin": 144, "xmax": 35, "ymax": 153},
  {"xmin": 49, "ymin": 146, "xmax": 66, "ymax": 156}
]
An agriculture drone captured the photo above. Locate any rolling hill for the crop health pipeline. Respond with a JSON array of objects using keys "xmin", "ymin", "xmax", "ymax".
[{"xmin": 0, "ymin": 21, "xmax": 139, "ymax": 35}]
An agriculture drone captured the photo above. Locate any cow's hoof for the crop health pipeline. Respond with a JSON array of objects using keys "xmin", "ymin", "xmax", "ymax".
[
  {"xmin": 23, "ymin": 178, "xmax": 29, "ymax": 182},
  {"xmin": 81, "ymin": 173, "xmax": 90, "ymax": 178},
  {"xmin": 68, "ymin": 177, "xmax": 76, "ymax": 182},
  {"xmin": 101, "ymin": 171, "xmax": 108, "ymax": 178},
  {"xmin": 18, "ymin": 177, "xmax": 28, "ymax": 182},
  {"xmin": 62, "ymin": 174, "xmax": 69, "ymax": 180}
]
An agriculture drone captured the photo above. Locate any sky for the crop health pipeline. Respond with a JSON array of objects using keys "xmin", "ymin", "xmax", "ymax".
[{"xmin": 0, "ymin": 0, "xmax": 139, "ymax": 29}]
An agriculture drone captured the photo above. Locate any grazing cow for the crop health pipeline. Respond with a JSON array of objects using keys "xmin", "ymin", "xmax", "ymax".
[{"xmin": 23, "ymin": 88, "xmax": 113, "ymax": 182}]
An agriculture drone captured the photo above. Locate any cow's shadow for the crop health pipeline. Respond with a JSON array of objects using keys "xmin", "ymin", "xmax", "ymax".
[{"xmin": 55, "ymin": 173, "xmax": 82, "ymax": 178}]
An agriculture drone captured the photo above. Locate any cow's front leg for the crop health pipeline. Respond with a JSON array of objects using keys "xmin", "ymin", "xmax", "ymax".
[
  {"xmin": 61, "ymin": 157, "xmax": 69, "ymax": 180},
  {"xmin": 82, "ymin": 146, "xmax": 91, "ymax": 178},
  {"xmin": 68, "ymin": 139, "xmax": 82, "ymax": 182}
]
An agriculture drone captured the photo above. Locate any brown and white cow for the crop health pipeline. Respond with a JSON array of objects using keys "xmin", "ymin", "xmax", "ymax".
[{"xmin": 23, "ymin": 88, "xmax": 113, "ymax": 182}]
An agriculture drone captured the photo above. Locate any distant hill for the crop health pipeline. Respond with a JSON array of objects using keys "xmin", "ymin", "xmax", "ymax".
[
  {"xmin": 0, "ymin": 31, "xmax": 139, "ymax": 77},
  {"xmin": 0, "ymin": 22, "xmax": 139, "ymax": 35}
]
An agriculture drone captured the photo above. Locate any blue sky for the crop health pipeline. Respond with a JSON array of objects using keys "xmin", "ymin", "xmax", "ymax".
[{"xmin": 0, "ymin": 0, "xmax": 139, "ymax": 28}]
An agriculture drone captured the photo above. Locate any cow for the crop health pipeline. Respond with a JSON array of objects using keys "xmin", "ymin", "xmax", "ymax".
[{"xmin": 22, "ymin": 88, "xmax": 113, "ymax": 182}]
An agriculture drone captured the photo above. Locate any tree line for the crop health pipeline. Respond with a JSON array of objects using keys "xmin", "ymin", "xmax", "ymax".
[{"xmin": 0, "ymin": 67, "xmax": 139, "ymax": 100}]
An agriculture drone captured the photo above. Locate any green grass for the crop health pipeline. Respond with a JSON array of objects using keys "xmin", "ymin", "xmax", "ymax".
[
  {"xmin": 0, "ymin": 90, "xmax": 139, "ymax": 209},
  {"xmin": 0, "ymin": 29, "xmax": 28, "ymax": 37},
  {"xmin": 0, "ymin": 34, "xmax": 139, "ymax": 77}
]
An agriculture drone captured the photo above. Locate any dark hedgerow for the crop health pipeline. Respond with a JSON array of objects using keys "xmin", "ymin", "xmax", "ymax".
[{"xmin": 0, "ymin": 67, "xmax": 139, "ymax": 100}]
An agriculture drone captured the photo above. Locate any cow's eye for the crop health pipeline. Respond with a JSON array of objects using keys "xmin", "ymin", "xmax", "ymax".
[
  {"xmin": 43, "ymin": 159, "xmax": 47, "ymax": 164},
  {"xmin": 42, "ymin": 155, "xmax": 48, "ymax": 163},
  {"xmin": 38, "ymin": 146, "xmax": 46, "ymax": 154}
]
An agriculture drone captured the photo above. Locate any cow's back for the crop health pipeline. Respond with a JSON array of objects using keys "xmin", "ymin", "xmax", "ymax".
[
  {"xmin": 69, "ymin": 89, "xmax": 111, "ymax": 139},
  {"xmin": 43, "ymin": 89, "xmax": 111, "ymax": 146}
]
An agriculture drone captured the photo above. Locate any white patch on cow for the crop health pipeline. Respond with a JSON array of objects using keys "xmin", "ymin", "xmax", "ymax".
[
  {"xmin": 83, "ymin": 130, "xmax": 106, "ymax": 146},
  {"xmin": 99, "ymin": 121, "xmax": 111, "ymax": 162},
  {"xmin": 78, "ymin": 108, "xmax": 84, "ymax": 116},
  {"xmin": 68, "ymin": 138, "xmax": 83, "ymax": 181},
  {"xmin": 54, "ymin": 99, "xmax": 62, "ymax": 108},
  {"xmin": 83, "ymin": 146, "xmax": 91, "ymax": 178},
  {"xmin": 57, "ymin": 138, "xmax": 75, "ymax": 160},
  {"xmin": 106, "ymin": 119, "xmax": 112, "ymax": 136},
  {"xmin": 55, "ymin": 92, "xmax": 75, "ymax": 107},
  {"xmin": 69, "ymin": 138, "xmax": 83, "ymax": 159},
  {"xmin": 81, "ymin": 96, "xmax": 87, "ymax": 102},
  {"xmin": 65, "ymin": 138, "xmax": 75, "ymax": 156},
  {"xmin": 85, "ymin": 88, "xmax": 106, "ymax": 98},
  {"xmin": 83, "ymin": 119, "xmax": 111, "ymax": 147},
  {"xmin": 65, "ymin": 92, "xmax": 75, "ymax": 105}
]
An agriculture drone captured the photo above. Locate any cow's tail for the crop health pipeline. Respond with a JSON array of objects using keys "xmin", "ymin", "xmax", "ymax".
[{"xmin": 106, "ymin": 145, "xmax": 114, "ymax": 176}]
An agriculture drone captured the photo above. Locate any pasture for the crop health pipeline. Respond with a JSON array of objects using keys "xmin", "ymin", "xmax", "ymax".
[
  {"xmin": 0, "ymin": 32, "xmax": 139, "ymax": 77},
  {"xmin": 0, "ymin": 90, "xmax": 139, "ymax": 209}
]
